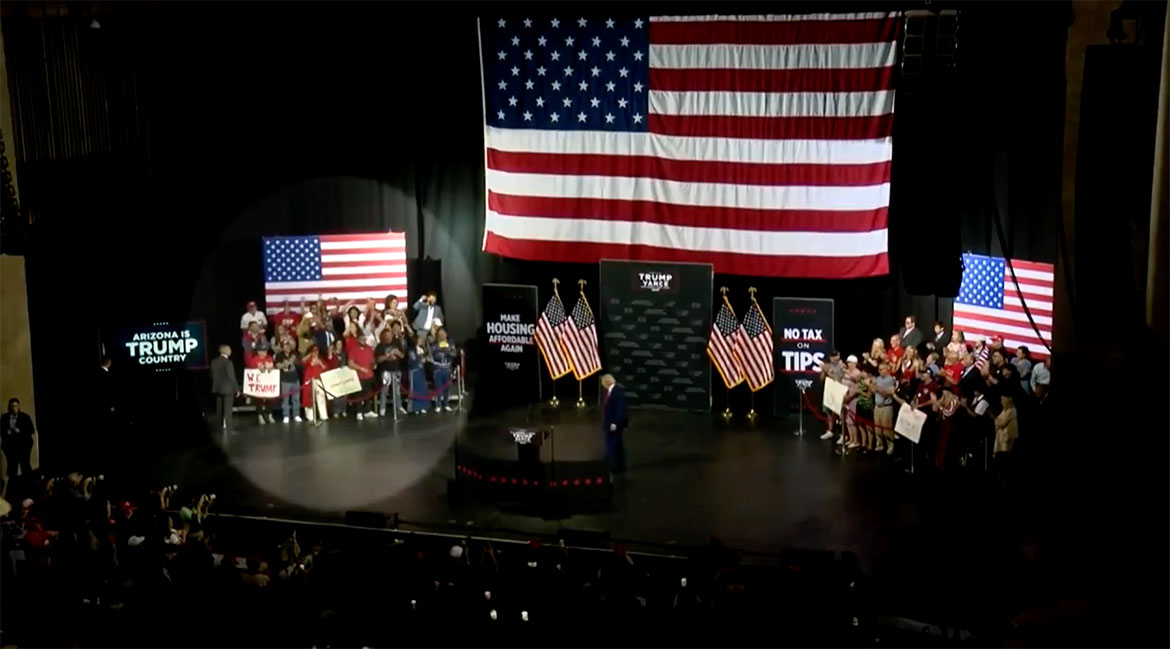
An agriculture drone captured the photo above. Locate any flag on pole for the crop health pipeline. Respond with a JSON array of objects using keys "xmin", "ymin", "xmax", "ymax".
[
  {"xmin": 560, "ymin": 293, "xmax": 602, "ymax": 380},
  {"xmin": 536, "ymin": 293, "xmax": 573, "ymax": 379},
  {"xmin": 734, "ymin": 300, "xmax": 775, "ymax": 392},
  {"xmin": 953, "ymin": 253, "xmax": 1053, "ymax": 360},
  {"xmin": 478, "ymin": 14, "xmax": 898, "ymax": 278},
  {"xmin": 708, "ymin": 299, "xmax": 745, "ymax": 389}
]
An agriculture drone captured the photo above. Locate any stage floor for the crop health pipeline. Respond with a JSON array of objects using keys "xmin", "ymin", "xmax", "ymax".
[{"xmin": 144, "ymin": 399, "xmax": 1030, "ymax": 609}]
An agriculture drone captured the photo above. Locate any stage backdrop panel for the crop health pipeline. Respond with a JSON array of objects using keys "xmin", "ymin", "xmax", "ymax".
[
  {"xmin": 599, "ymin": 260, "xmax": 712, "ymax": 411},
  {"xmin": 773, "ymin": 298, "xmax": 835, "ymax": 416},
  {"xmin": 476, "ymin": 284, "xmax": 540, "ymax": 411}
]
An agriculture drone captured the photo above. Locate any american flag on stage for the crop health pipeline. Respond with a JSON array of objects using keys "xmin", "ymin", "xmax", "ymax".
[
  {"xmin": 479, "ymin": 14, "xmax": 898, "ymax": 278},
  {"xmin": 263, "ymin": 233, "xmax": 408, "ymax": 309},
  {"xmin": 708, "ymin": 299, "xmax": 745, "ymax": 388},
  {"xmin": 953, "ymin": 253, "xmax": 1053, "ymax": 360},
  {"xmin": 560, "ymin": 294, "xmax": 602, "ymax": 380},
  {"xmin": 536, "ymin": 293, "xmax": 574, "ymax": 379},
  {"xmin": 733, "ymin": 300, "xmax": 774, "ymax": 392}
]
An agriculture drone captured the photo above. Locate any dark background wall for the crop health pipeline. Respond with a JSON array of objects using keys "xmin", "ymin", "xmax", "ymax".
[{"xmin": 2, "ymin": 1, "xmax": 1073, "ymax": 453}]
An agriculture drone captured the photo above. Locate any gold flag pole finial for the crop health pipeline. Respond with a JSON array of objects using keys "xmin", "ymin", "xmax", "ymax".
[
  {"xmin": 720, "ymin": 286, "xmax": 728, "ymax": 295},
  {"xmin": 748, "ymin": 286, "xmax": 757, "ymax": 299}
]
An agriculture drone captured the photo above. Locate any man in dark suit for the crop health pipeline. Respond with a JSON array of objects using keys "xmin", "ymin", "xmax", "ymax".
[
  {"xmin": 899, "ymin": 315, "xmax": 925, "ymax": 352},
  {"xmin": 927, "ymin": 320, "xmax": 949, "ymax": 354},
  {"xmin": 210, "ymin": 345, "xmax": 240, "ymax": 433},
  {"xmin": 600, "ymin": 374, "xmax": 629, "ymax": 478},
  {"xmin": 958, "ymin": 352, "xmax": 985, "ymax": 401},
  {"xmin": 1, "ymin": 397, "xmax": 36, "ymax": 482},
  {"xmin": 411, "ymin": 292, "xmax": 445, "ymax": 338}
]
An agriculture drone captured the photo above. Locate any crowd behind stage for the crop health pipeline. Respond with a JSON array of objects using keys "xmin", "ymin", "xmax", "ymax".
[
  {"xmin": 224, "ymin": 292, "xmax": 460, "ymax": 429},
  {"xmin": 0, "ymin": 469, "xmax": 877, "ymax": 648},
  {"xmin": 818, "ymin": 315, "xmax": 1053, "ymax": 473}
]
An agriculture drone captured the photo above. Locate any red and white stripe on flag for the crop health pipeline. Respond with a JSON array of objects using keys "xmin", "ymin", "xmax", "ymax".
[
  {"xmin": 953, "ymin": 254, "xmax": 1053, "ymax": 360},
  {"xmin": 558, "ymin": 295, "xmax": 602, "ymax": 380},
  {"xmin": 263, "ymin": 232, "xmax": 408, "ymax": 308},
  {"xmin": 708, "ymin": 301, "xmax": 745, "ymax": 388},
  {"xmin": 480, "ymin": 13, "xmax": 897, "ymax": 278},
  {"xmin": 536, "ymin": 295, "xmax": 574, "ymax": 379},
  {"xmin": 733, "ymin": 301, "xmax": 775, "ymax": 392}
]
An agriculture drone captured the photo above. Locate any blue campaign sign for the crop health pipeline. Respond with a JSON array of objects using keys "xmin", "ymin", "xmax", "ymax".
[{"xmin": 115, "ymin": 321, "xmax": 209, "ymax": 371}]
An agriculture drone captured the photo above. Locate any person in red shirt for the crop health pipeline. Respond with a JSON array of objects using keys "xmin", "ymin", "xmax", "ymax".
[
  {"xmin": 344, "ymin": 332, "xmax": 377, "ymax": 420},
  {"xmin": 301, "ymin": 345, "xmax": 328, "ymax": 424},
  {"xmin": 241, "ymin": 321, "xmax": 266, "ymax": 365},
  {"xmin": 245, "ymin": 341, "xmax": 277, "ymax": 425},
  {"xmin": 886, "ymin": 333, "xmax": 905, "ymax": 365},
  {"xmin": 271, "ymin": 299, "xmax": 302, "ymax": 341},
  {"xmin": 942, "ymin": 350, "xmax": 964, "ymax": 387}
]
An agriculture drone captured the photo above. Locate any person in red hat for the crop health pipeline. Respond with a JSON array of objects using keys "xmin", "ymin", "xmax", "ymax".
[{"xmin": 245, "ymin": 340, "xmax": 278, "ymax": 425}]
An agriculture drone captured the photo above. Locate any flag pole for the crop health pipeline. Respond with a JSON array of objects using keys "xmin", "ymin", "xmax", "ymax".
[
  {"xmin": 548, "ymin": 278, "xmax": 561, "ymax": 408},
  {"xmin": 720, "ymin": 287, "xmax": 733, "ymax": 421},
  {"xmin": 746, "ymin": 287, "xmax": 758, "ymax": 422},
  {"xmin": 576, "ymin": 279, "xmax": 588, "ymax": 409}
]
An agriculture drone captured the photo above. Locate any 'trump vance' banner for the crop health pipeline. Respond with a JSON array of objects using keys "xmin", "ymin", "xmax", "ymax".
[
  {"xmin": 599, "ymin": 260, "xmax": 712, "ymax": 410},
  {"xmin": 475, "ymin": 284, "xmax": 540, "ymax": 412},
  {"xmin": 116, "ymin": 321, "xmax": 208, "ymax": 371},
  {"xmin": 772, "ymin": 298, "xmax": 834, "ymax": 415}
]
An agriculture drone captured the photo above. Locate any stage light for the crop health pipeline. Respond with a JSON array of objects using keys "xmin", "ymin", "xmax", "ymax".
[
  {"xmin": 681, "ymin": 577, "xmax": 687, "ymax": 587},
  {"xmin": 489, "ymin": 609, "xmax": 498, "ymax": 621},
  {"xmin": 573, "ymin": 479, "xmax": 580, "ymax": 486},
  {"xmin": 584, "ymin": 478, "xmax": 592, "ymax": 485},
  {"xmin": 484, "ymin": 590, "xmax": 491, "ymax": 600},
  {"xmin": 521, "ymin": 611, "xmax": 529, "ymax": 622},
  {"xmin": 522, "ymin": 479, "xmax": 528, "ymax": 485},
  {"xmin": 489, "ymin": 476, "xmax": 496, "ymax": 483},
  {"xmin": 596, "ymin": 476, "xmax": 604, "ymax": 483},
  {"xmin": 89, "ymin": 18, "xmax": 100, "ymax": 29},
  {"xmin": 527, "ymin": 560, "xmax": 537, "ymax": 568},
  {"xmin": 561, "ymin": 480, "xmax": 568, "ymax": 486}
]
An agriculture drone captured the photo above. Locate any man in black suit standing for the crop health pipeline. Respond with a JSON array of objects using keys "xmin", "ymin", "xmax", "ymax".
[
  {"xmin": 211, "ymin": 345, "xmax": 240, "ymax": 433},
  {"xmin": 600, "ymin": 374, "xmax": 629, "ymax": 479},
  {"xmin": 1, "ymin": 397, "xmax": 36, "ymax": 483},
  {"xmin": 958, "ymin": 352, "xmax": 985, "ymax": 401},
  {"xmin": 927, "ymin": 320, "xmax": 948, "ymax": 354},
  {"xmin": 899, "ymin": 315, "xmax": 925, "ymax": 352}
]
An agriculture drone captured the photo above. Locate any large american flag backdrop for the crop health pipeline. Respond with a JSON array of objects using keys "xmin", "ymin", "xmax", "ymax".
[
  {"xmin": 952, "ymin": 253, "xmax": 1054, "ymax": 360},
  {"xmin": 479, "ymin": 14, "xmax": 898, "ymax": 278},
  {"xmin": 262, "ymin": 233, "xmax": 408, "ymax": 308}
]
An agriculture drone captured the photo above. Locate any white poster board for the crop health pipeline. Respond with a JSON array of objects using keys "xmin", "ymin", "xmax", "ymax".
[
  {"xmin": 894, "ymin": 403, "xmax": 926, "ymax": 444},
  {"xmin": 243, "ymin": 369, "xmax": 280, "ymax": 399},
  {"xmin": 821, "ymin": 377, "xmax": 847, "ymax": 415},
  {"xmin": 320, "ymin": 367, "xmax": 362, "ymax": 397}
]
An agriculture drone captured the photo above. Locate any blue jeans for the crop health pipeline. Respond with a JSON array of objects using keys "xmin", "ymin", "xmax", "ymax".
[
  {"xmin": 433, "ymin": 368, "xmax": 450, "ymax": 409},
  {"xmin": 280, "ymin": 382, "xmax": 299, "ymax": 419},
  {"xmin": 409, "ymin": 368, "xmax": 428, "ymax": 412}
]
